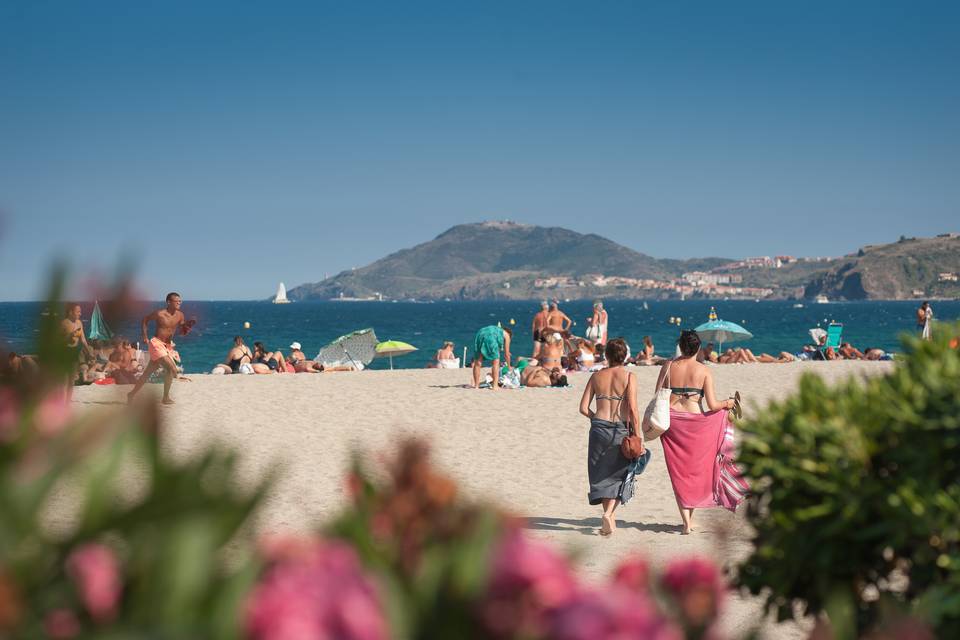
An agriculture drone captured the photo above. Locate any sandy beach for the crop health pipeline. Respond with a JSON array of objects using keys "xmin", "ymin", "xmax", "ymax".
[{"xmin": 71, "ymin": 360, "xmax": 893, "ymax": 637}]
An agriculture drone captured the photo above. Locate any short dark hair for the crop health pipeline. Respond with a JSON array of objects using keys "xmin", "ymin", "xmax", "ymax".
[
  {"xmin": 65, "ymin": 302, "xmax": 80, "ymax": 314},
  {"xmin": 605, "ymin": 338, "xmax": 628, "ymax": 365},
  {"xmin": 166, "ymin": 292, "xmax": 181, "ymax": 302},
  {"xmin": 678, "ymin": 330, "xmax": 701, "ymax": 357}
]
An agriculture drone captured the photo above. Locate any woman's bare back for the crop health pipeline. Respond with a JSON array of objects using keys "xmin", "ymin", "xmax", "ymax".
[
  {"xmin": 661, "ymin": 358, "xmax": 710, "ymax": 412},
  {"xmin": 590, "ymin": 367, "xmax": 631, "ymax": 422}
]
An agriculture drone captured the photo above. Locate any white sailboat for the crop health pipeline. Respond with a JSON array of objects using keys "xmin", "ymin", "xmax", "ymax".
[{"xmin": 273, "ymin": 282, "xmax": 291, "ymax": 304}]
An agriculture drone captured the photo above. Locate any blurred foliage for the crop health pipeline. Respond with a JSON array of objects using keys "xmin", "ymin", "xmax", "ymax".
[
  {"xmin": 736, "ymin": 323, "xmax": 960, "ymax": 638},
  {"xmin": 0, "ymin": 270, "xmax": 272, "ymax": 639},
  {"xmin": 326, "ymin": 441, "xmax": 503, "ymax": 639}
]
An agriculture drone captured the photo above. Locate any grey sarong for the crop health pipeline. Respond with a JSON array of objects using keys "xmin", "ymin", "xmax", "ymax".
[{"xmin": 587, "ymin": 418, "xmax": 632, "ymax": 505}]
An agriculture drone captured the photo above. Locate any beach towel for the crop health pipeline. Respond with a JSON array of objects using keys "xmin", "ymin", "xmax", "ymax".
[
  {"xmin": 661, "ymin": 409, "xmax": 746, "ymax": 512},
  {"xmin": 617, "ymin": 449, "xmax": 652, "ymax": 506}
]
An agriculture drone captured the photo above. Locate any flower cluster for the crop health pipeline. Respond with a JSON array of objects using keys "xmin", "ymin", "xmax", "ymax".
[
  {"xmin": 482, "ymin": 528, "xmax": 724, "ymax": 639},
  {"xmin": 246, "ymin": 539, "xmax": 388, "ymax": 640}
]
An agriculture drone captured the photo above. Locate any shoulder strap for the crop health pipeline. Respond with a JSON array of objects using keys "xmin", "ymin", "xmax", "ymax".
[{"xmin": 657, "ymin": 359, "xmax": 674, "ymax": 392}]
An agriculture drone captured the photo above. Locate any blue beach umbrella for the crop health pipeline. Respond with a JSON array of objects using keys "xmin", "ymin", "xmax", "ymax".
[{"xmin": 694, "ymin": 318, "xmax": 753, "ymax": 352}]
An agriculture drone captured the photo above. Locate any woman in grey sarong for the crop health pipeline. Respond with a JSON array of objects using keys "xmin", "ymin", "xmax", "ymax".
[{"xmin": 578, "ymin": 338, "xmax": 642, "ymax": 536}]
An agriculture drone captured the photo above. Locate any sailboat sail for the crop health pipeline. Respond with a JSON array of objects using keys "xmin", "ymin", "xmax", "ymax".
[{"xmin": 273, "ymin": 282, "xmax": 290, "ymax": 304}]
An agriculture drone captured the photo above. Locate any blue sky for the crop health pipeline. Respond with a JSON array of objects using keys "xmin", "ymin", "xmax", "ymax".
[{"xmin": 1, "ymin": 1, "xmax": 958, "ymax": 300}]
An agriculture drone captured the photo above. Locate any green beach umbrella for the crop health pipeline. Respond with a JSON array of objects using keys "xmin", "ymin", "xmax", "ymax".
[
  {"xmin": 694, "ymin": 317, "xmax": 752, "ymax": 352},
  {"xmin": 88, "ymin": 300, "xmax": 113, "ymax": 341},
  {"xmin": 375, "ymin": 340, "xmax": 418, "ymax": 370}
]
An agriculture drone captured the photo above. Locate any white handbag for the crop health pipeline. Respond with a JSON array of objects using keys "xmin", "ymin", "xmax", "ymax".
[{"xmin": 641, "ymin": 361, "xmax": 672, "ymax": 441}]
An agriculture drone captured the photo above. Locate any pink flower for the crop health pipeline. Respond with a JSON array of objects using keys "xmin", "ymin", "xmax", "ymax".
[
  {"xmin": 43, "ymin": 609, "xmax": 81, "ymax": 639},
  {"xmin": 247, "ymin": 539, "xmax": 388, "ymax": 640},
  {"xmin": 35, "ymin": 391, "xmax": 72, "ymax": 436},
  {"xmin": 548, "ymin": 585, "xmax": 682, "ymax": 640},
  {"xmin": 66, "ymin": 544, "xmax": 122, "ymax": 623},
  {"xmin": 612, "ymin": 556, "xmax": 651, "ymax": 593},
  {"xmin": 660, "ymin": 557, "xmax": 726, "ymax": 630},
  {"xmin": 481, "ymin": 529, "xmax": 578, "ymax": 637}
]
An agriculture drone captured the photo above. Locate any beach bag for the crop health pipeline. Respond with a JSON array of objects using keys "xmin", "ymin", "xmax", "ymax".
[
  {"xmin": 620, "ymin": 422, "xmax": 645, "ymax": 460},
  {"xmin": 585, "ymin": 324, "xmax": 600, "ymax": 341},
  {"xmin": 641, "ymin": 361, "xmax": 672, "ymax": 441}
]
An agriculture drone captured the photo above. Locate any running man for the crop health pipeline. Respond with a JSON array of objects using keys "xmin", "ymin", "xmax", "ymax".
[
  {"xmin": 531, "ymin": 301, "xmax": 549, "ymax": 357},
  {"xmin": 545, "ymin": 301, "xmax": 572, "ymax": 333},
  {"xmin": 127, "ymin": 292, "xmax": 195, "ymax": 404},
  {"xmin": 471, "ymin": 325, "xmax": 512, "ymax": 390}
]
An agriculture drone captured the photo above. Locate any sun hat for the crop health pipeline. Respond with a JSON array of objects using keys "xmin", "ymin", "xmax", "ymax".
[{"xmin": 289, "ymin": 341, "xmax": 301, "ymax": 350}]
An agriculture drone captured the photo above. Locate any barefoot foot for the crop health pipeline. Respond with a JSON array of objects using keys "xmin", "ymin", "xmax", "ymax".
[
  {"xmin": 600, "ymin": 514, "xmax": 615, "ymax": 536},
  {"xmin": 161, "ymin": 398, "xmax": 175, "ymax": 405}
]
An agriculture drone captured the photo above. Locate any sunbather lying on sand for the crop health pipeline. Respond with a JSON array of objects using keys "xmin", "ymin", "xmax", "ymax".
[
  {"xmin": 520, "ymin": 364, "xmax": 568, "ymax": 388},
  {"xmin": 287, "ymin": 342, "xmax": 323, "ymax": 372},
  {"xmin": 718, "ymin": 348, "xmax": 758, "ymax": 364},
  {"xmin": 757, "ymin": 352, "xmax": 796, "ymax": 363},
  {"xmin": 839, "ymin": 342, "xmax": 865, "ymax": 359}
]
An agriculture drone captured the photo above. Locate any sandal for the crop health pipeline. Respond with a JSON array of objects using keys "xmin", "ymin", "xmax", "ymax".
[{"xmin": 732, "ymin": 391, "xmax": 742, "ymax": 419}]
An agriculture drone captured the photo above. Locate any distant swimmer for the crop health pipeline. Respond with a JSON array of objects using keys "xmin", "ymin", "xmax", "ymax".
[
  {"xmin": 531, "ymin": 301, "xmax": 549, "ymax": 357},
  {"xmin": 471, "ymin": 325, "xmax": 512, "ymax": 390},
  {"xmin": 546, "ymin": 301, "xmax": 572, "ymax": 333},
  {"xmin": 127, "ymin": 292, "xmax": 195, "ymax": 405}
]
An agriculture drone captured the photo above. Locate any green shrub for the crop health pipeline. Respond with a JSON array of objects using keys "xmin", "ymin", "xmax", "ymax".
[{"xmin": 736, "ymin": 324, "xmax": 960, "ymax": 637}]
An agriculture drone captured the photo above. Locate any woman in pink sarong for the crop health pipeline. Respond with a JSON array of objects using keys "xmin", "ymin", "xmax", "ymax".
[{"xmin": 654, "ymin": 330, "xmax": 739, "ymax": 535}]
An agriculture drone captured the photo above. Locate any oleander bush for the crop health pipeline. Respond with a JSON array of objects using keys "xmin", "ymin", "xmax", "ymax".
[{"xmin": 736, "ymin": 323, "xmax": 960, "ymax": 638}]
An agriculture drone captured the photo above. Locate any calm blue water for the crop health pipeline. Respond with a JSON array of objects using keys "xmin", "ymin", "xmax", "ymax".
[{"xmin": 1, "ymin": 300, "xmax": 957, "ymax": 373}]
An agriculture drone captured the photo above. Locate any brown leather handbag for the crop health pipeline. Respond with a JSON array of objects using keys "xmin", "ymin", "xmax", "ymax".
[{"xmin": 621, "ymin": 422, "xmax": 645, "ymax": 460}]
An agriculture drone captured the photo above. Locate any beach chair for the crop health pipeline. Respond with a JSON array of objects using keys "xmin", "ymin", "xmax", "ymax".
[{"xmin": 824, "ymin": 323, "xmax": 843, "ymax": 349}]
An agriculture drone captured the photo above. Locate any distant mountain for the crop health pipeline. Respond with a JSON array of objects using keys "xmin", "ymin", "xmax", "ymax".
[
  {"xmin": 286, "ymin": 223, "xmax": 960, "ymax": 301},
  {"xmin": 287, "ymin": 221, "xmax": 730, "ymax": 301},
  {"xmin": 804, "ymin": 235, "xmax": 960, "ymax": 300}
]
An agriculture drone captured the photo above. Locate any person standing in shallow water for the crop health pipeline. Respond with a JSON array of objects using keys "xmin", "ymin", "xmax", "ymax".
[
  {"xmin": 531, "ymin": 301, "xmax": 549, "ymax": 358},
  {"xmin": 918, "ymin": 301, "xmax": 933, "ymax": 340},
  {"xmin": 127, "ymin": 292, "xmax": 194, "ymax": 405},
  {"xmin": 471, "ymin": 325, "xmax": 511, "ymax": 390},
  {"xmin": 579, "ymin": 338, "xmax": 641, "ymax": 536}
]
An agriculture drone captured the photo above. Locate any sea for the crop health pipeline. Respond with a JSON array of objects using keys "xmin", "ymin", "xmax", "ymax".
[{"xmin": 1, "ymin": 300, "xmax": 957, "ymax": 373}]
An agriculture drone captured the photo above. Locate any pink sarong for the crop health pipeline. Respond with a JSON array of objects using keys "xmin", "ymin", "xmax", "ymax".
[{"xmin": 661, "ymin": 409, "xmax": 744, "ymax": 511}]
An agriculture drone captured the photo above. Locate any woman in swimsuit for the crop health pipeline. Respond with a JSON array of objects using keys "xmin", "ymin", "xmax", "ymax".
[
  {"xmin": 252, "ymin": 342, "xmax": 287, "ymax": 374},
  {"xmin": 655, "ymin": 330, "xmax": 738, "ymax": 534},
  {"xmin": 537, "ymin": 331, "xmax": 564, "ymax": 370},
  {"xmin": 578, "ymin": 339, "xmax": 641, "ymax": 536},
  {"xmin": 212, "ymin": 336, "xmax": 253, "ymax": 374}
]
